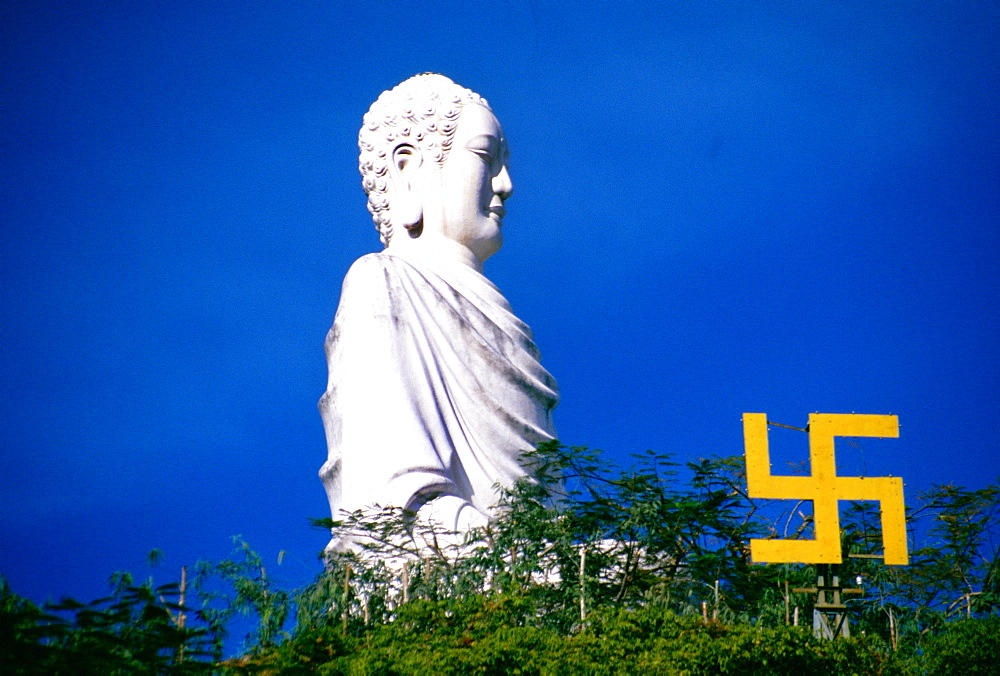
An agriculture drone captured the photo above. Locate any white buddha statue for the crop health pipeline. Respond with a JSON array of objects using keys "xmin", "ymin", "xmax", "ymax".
[{"xmin": 318, "ymin": 74, "xmax": 559, "ymax": 551}]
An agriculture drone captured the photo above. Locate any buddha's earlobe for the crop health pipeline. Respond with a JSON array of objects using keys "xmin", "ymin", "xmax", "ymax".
[{"xmin": 396, "ymin": 197, "xmax": 422, "ymax": 233}]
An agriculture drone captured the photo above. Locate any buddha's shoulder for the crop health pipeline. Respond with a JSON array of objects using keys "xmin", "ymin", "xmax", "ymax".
[
  {"xmin": 341, "ymin": 252, "xmax": 421, "ymax": 296},
  {"xmin": 343, "ymin": 252, "xmax": 394, "ymax": 281},
  {"xmin": 347, "ymin": 251, "xmax": 430, "ymax": 278},
  {"xmin": 346, "ymin": 251, "xmax": 390, "ymax": 272}
]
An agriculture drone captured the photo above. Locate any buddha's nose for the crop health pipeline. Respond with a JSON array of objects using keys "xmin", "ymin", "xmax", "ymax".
[{"xmin": 493, "ymin": 165, "xmax": 513, "ymax": 201}]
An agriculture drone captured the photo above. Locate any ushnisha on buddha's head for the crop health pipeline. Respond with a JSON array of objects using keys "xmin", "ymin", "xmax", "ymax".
[{"xmin": 358, "ymin": 74, "xmax": 513, "ymax": 267}]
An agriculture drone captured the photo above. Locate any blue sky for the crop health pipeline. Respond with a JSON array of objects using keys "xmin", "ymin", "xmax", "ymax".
[{"xmin": 2, "ymin": 0, "xmax": 998, "ymax": 626}]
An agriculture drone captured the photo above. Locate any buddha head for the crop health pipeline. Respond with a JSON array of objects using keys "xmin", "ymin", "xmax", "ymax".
[{"xmin": 358, "ymin": 74, "xmax": 513, "ymax": 265}]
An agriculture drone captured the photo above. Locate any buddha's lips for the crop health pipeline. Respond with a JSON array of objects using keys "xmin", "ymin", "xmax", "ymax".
[{"xmin": 490, "ymin": 206, "xmax": 505, "ymax": 220}]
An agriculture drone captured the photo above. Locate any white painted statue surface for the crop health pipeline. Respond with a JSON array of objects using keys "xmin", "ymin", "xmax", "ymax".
[{"xmin": 319, "ymin": 74, "xmax": 558, "ymax": 551}]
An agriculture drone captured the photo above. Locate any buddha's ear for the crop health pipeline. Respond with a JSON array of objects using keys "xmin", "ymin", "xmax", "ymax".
[
  {"xmin": 389, "ymin": 144, "xmax": 422, "ymax": 190},
  {"xmin": 388, "ymin": 144, "xmax": 423, "ymax": 232}
]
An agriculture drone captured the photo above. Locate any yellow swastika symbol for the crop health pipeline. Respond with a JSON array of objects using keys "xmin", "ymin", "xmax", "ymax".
[{"xmin": 743, "ymin": 413, "xmax": 908, "ymax": 565}]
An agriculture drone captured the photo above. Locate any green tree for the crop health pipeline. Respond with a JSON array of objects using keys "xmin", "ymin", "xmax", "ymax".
[{"xmin": 1, "ymin": 572, "xmax": 219, "ymax": 674}]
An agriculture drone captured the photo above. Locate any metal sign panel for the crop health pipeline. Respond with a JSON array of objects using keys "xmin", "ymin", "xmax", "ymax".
[{"xmin": 743, "ymin": 413, "xmax": 908, "ymax": 565}]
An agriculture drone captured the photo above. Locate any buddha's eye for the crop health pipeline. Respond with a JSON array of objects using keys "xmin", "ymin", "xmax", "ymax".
[
  {"xmin": 467, "ymin": 134, "xmax": 501, "ymax": 169},
  {"xmin": 470, "ymin": 148, "xmax": 500, "ymax": 171}
]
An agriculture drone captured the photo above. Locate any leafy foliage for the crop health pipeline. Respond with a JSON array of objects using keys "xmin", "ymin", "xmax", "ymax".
[
  {"xmin": 226, "ymin": 598, "xmax": 902, "ymax": 675},
  {"xmin": 1, "ymin": 572, "xmax": 219, "ymax": 674},
  {"xmin": 3, "ymin": 441, "xmax": 997, "ymax": 673},
  {"xmin": 918, "ymin": 617, "xmax": 1000, "ymax": 676},
  {"xmin": 192, "ymin": 536, "xmax": 293, "ymax": 651}
]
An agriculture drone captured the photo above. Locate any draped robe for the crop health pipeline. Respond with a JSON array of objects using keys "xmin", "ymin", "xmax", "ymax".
[{"xmin": 318, "ymin": 250, "xmax": 558, "ymax": 549}]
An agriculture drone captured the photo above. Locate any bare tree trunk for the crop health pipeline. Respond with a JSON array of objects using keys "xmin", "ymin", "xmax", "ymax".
[
  {"xmin": 178, "ymin": 565, "xmax": 187, "ymax": 629},
  {"xmin": 177, "ymin": 565, "xmax": 187, "ymax": 663}
]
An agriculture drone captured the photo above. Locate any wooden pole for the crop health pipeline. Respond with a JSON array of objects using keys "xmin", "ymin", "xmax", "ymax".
[
  {"xmin": 342, "ymin": 564, "xmax": 351, "ymax": 631},
  {"xmin": 784, "ymin": 580, "xmax": 790, "ymax": 625},
  {"xmin": 402, "ymin": 560, "xmax": 410, "ymax": 604}
]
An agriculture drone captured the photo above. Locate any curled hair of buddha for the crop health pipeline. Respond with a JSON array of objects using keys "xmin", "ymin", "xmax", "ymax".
[{"xmin": 358, "ymin": 73, "xmax": 490, "ymax": 245}]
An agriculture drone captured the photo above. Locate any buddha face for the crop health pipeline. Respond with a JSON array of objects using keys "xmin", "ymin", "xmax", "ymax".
[{"xmin": 428, "ymin": 102, "xmax": 513, "ymax": 263}]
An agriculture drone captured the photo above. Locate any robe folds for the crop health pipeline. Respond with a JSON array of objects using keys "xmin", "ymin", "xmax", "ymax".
[{"xmin": 318, "ymin": 250, "xmax": 558, "ymax": 548}]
